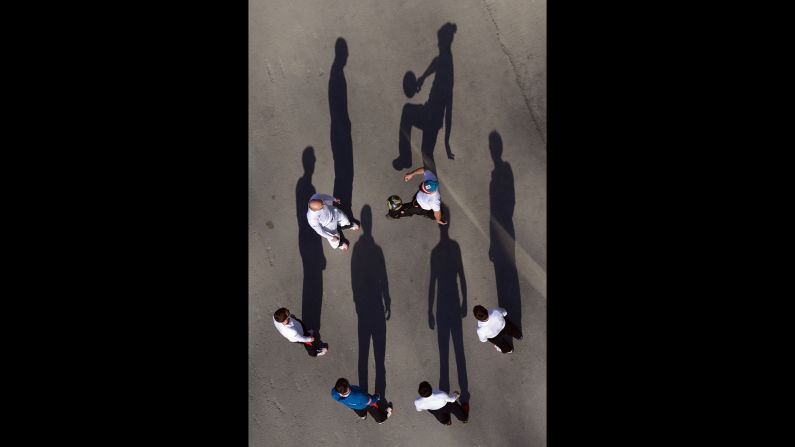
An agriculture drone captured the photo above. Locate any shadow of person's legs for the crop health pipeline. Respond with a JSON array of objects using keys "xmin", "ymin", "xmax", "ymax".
[
  {"xmin": 489, "ymin": 131, "xmax": 522, "ymax": 333},
  {"xmin": 351, "ymin": 205, "xmax": 390, "ymax": 404},
  {"xmin": 437, "ymin": 325, "xmax": 451, "ymax": 393},
  {"xmin": 394, "ymin": 103, "xmax": 423, "ymax": 170},
  {"xmin": 296, "ymin": 147, "xmax": 325, "ymax": 331},
  {"xmin": 450, "ymin": 320, "xmax": 469, "ymax": 402},
  {"xmin": 329, "ymin": 38, "xmax": 356, "ymax": 222}
]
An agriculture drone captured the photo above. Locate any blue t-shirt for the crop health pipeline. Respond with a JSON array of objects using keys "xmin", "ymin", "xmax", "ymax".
[{"xmin": 330, "ymin": 385, "xmax": 372, "ymax": 410}]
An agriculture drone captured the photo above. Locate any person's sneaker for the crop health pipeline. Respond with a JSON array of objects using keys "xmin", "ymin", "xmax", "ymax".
[
  {"xmin": 494, "ymin": 345, "xmax": 502, "ymax": 352},
  {"xmin": 377, "ymin": 407, "xmax": 393, "ymax": 424},
  {"xmin": 316, "ymin": 347, "xmax": 328, "ymax": 356},
  {"xmin": 506, "ymin": 349, "xmax": 514, "ymax": 354},
  {"xmin": 350, "ymin": 223, "xmax": 360, "ymax": 231},
  {"xmin": 359, "ymin": 413, "xmax": 367, "ymax": 420},
  {"xmin": 339, "ymin": 242, "xmax": 349, "ymax": 251}
]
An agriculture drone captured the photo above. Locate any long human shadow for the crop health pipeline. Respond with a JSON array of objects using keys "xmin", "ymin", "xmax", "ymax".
[
  {"xmin": 351, "ymin": 204, "xmax": 390, "ymax": 402},
  {"xmin": 329, "ymin": 37, "xmax": 356, "ymax": 223},
  {"xmin": 393, "ymin": 22, "xmax": 457, "ymax": 173},
  {"xmin": 488, "ymin": 131, "xmax": 522, "ymax": 337},
  {"xmin": 295, "ymin": 147, "xmax": 326, "ymax": 331},
  {"xmin": 428, "ymin": 204, "xmax": 469, "ymax": 403}
]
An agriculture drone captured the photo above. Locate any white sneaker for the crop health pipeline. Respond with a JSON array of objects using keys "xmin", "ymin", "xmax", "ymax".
[{"xmin": 316, "ymin": 347, "xmax": 328, "ymax": 356}]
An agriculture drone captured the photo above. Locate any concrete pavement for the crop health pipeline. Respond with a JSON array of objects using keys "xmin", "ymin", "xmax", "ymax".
[{"xmin": 250, "ymin": 1, "xmax": 545, "ymax": 445}]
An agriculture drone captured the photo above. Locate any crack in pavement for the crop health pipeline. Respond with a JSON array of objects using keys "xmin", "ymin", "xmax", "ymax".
[{"xmin": 481, "ymin": 0, "xmax": 547, "ymax": 145}]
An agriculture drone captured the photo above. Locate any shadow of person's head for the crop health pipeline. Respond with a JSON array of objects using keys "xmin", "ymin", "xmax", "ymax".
[
  {"xmin": 489, "ymin": 131, "xmax": 503, "ymax": 164},
  {"xmin": 360, "ymin": 204, "xmax": 372, "ymax": 236},
  {"xmin": 302, "ymin": 146, "xmax": 316, "ymax": 176},
  {"xmin": 437, "ymin": 22, "xmax": 457, "ymax": 51},
  {"xmin": 334, "ymin": 37, "xmax": 348, "ymax": 67}
]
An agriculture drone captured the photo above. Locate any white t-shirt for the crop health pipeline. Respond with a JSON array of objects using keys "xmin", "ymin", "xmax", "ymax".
[
  {"xmin": 416, "ymin": 170, "xmax": 441, "ymax": 212},
  {"xmin": 414, "ymin": 389, "xmax": 458, "ymax": 411},
  {"xmin": 306, "ymin": 193, "xmax": 339, "ymax": 240},
  {"xmin": 273, "ymin": 316, "xmax": 312, "ymax": 343},
  {"xmin": 476, "ymin": 307, "xmax": 508, "ymax": 342}
]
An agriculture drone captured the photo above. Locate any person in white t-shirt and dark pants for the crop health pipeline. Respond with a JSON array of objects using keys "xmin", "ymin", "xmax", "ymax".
[
  {"xmin": 306, "ymin": 193, "xmax": 359, "ymax": 251},
  {"xmin": 272, "ymin": 307, "xmax": 328, "ymax": 357},
  {"xmin": 414, "ymin": 381, "xmax": 468, "ymax": 425},
  {"xmin": 399, "ymin": 167, "xmax": 448, "ymax": 225},
  {"xmin": 473, "ymin": 305, "xmax": 523, "ymax": 354}
]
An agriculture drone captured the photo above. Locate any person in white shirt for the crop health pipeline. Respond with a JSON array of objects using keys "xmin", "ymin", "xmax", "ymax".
[
  {"xmin": 272, "ymin": 307, "xmax": 327, "ymax": 357},
  {"xmin": 414, "ymin": 381, "xmax": 468, "ymax": 425},
  {"xmin": 399, "ymin": 167, "xmax": 447, "ymax": 225},
  {"xmin": 306, "ymin": 193, "xmax": 359, "ymax": 250},
  {"xmin": 473, "ymin": 305, "xmax": 523, "ymax": 354}
]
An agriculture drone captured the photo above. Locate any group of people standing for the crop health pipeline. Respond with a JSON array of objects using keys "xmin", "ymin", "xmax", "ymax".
[
  {"xmin": 273, "ymin": 166, "xmax": 522, "ymax": 426},
  {"xmin": 269, "ymin": 21, "xmax": 524, "ymax": 428}
]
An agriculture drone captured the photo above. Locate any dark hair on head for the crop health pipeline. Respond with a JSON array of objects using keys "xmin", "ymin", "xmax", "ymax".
[
  {"xmin": 273, "ymin": 308, "xmax": 290, "ymax": 323},
  {"xmin": 473, "ymin": 305, "xmax": 489, "ymax": 321},
  {"xmin": 418, "ymin": 381, "xmax": 432, "ymax": 397},
  {"xmin": 335, "ymin": 378, "xmax": 350, "ymax": 394}
]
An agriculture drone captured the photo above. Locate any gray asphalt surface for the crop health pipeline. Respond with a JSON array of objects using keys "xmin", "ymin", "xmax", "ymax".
[{"xmin": 250, "ymin": 1, "xmax": 545, "ymax": 446}]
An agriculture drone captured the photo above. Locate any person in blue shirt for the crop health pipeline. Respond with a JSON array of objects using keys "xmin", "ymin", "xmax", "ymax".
[{"xmin": 330, "ymin": 377, "xmax": 393, "ymax": 423}]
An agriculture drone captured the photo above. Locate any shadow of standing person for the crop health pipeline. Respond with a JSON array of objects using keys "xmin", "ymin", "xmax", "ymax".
[
  {"xmin": 296, "ymin": 147, "xmax": 326, "ymax": 331},
  {"xmin": 428, "ymin": 204, "xmax": 469, "ymax": 403},
  {"xmin": 351, "ymin": 205, "xmax": 391, "ymax": 403},
  {"xmin": 393, "ymin": 22, "xmax": 457, "ymax": 173},
  {"xmin": 329, "ymin": 37, "xmax": 356, "ymax": 223},
  {"xmin": 488, "ymin": 131, "xmax": 522, "ymax": 334}
]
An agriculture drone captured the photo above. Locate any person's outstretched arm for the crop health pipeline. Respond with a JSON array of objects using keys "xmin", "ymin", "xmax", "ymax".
[
  {"xmin": 403, "ymin": 166, "xmax": 426, "ymax": 182},
  {"xmin": 416, "ymin": 57, "xmax": 439, "ymax": 92}
]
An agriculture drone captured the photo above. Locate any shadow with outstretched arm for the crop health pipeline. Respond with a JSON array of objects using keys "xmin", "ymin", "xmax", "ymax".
[
  {"xmin": 295, "ymin": 147, "xmax": 326, "ymax": 331},
  {"xmin": 488, "ymin": 131, "xmax": 522, "ymax": 334},
  {"xmin": 329, "ymin": 37, "xmax": 356, "ymax": 224},
  {"xmin": 428, "ymin": 204, "xmax": 469, "ymax": 403},
  {"xmin": 351, "ymin": 205, "xmax": 391, "ymax": 403},
  {"xmin": 393, "ymin": 22, "xmax": 457, "ymax": 173}
]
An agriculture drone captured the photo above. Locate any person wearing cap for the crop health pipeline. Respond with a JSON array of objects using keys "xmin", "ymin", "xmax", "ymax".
[
  {"xmin": 306, "ymin": 193, "xmax": 359, "ymax": 251},
  {"xmin": 401, "ymin": 167, "xmax": 447, "ymax": 225},
  {"xmin": 473, "ymin": 305, "xmax": 523, "ymax": 354},
  {"xmin": 331, "ymin": 377, "xmax": 393, "ymax": 424},
  {"xmin": 414, "ymin": 381, "xmax": 468, "ymax": 425},
  {"xmin": 272, "ymin": 307, "xmax": 328, "ymax": 357}
]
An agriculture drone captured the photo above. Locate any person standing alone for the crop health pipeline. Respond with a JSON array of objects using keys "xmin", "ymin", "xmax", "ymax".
[
  {"xmin": 306, "ymin": 193, "xmax": 359, "ymax": 250},
  {"xmin": 330, "ymin": 377, "xmax": 393, "ymax": 423},
  {"xmin": 473, "ymin": 304, "xmax": 522, "ymax": 354}
]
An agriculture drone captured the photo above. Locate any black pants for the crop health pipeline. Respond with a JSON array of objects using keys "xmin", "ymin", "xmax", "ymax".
[
  {"xmin": 293, "ymin": 317, "xmax": 324, "ymax": 357},
  {"xmin": 353, "ymin": 403, "xmax": 389, "ymax": 423},
  {"xmin": 487, "ymin": 317, "xmax": 522, "ymax": 353},
  {"xmin": 428, "ymin": 402, "xmax": 468, "ymax": 424},
  {"xmin": 389, "ymin": 193, "xmax": 435, "ymax": 219}
]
